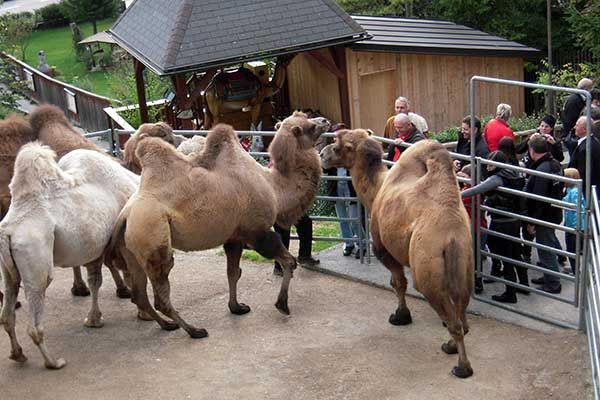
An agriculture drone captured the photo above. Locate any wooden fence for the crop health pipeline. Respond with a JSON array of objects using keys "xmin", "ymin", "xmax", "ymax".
[{"xmin": 1, "ymin": 52, "xmax": 115, "ymax": 132}]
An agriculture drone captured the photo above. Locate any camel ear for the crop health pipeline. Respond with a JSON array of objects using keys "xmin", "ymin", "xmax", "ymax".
[
  {"xmin": 275, "ymin": 121, "xmax": 282, "ymax": 130},
  {"xmin": 366, "ymin": 129, "xmax": 375, "ymax": 136},
  {"xmin": 292, "ymin": 126, "xmax": 303, "ymax": 137},
  {"xmin": 139, "ymin": 133, "xmax": 149, "ymax": 140}
]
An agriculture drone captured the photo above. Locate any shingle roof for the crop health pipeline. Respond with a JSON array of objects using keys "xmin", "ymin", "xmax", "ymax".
[
  {"xmin": 351, "ymin": 15, "xmax": 540, "ymax": 58},
  {"xmin": 109, "ymin": 0, "xmax": 368, "ymax": 75}
]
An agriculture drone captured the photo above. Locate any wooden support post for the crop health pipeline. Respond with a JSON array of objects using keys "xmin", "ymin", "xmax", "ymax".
[
  {"xmin": 134, "ymin": 58, "xmax": 149, "ymax": 124},
  {"xmin": 173, "ymin": 73, "xmax": 193, "ymax": 129},
  {"xmin": 331, "ymin": 46, "xmax": 351, "ymax": 127}
]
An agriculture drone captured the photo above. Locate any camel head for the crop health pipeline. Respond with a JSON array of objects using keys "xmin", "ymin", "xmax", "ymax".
[
  {"xmin": 123, "ymin": 122, "xmax": 176, "ymax": 173},
  {"xmin": 320, "ymin": 128, "xmax": 382, "ymax": 170},
  {"xmin": 269, "ymin": 111, "xmax": 329, "ymax": 175}
]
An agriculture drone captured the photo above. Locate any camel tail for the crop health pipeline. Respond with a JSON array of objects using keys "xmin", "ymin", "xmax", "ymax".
[
  {"xmin": 104, "ymin": 206, "xmax": 129, "ymax": 270},
  {"xmin": 0, "ymin": 233, "xmax": 19, "ymax": 303},
  {"xmin": 443, "ymin": 239, "xmax": 468, "ymax": 309}
]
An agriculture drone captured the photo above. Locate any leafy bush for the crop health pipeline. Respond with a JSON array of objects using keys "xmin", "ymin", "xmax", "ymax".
[{"xmin": 36, "ymin": 3, "xmax": 70, "ymax": 28}]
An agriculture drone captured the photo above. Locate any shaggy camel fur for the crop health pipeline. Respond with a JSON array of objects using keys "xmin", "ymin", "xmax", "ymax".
[
  {"xmin": 106, "ymin": 112, "xmax": 329, "ymax": 338},
  {"xmin": 4, "ymin": 106, "xmax": 131, "ymax": 298},
  {"xmin": 0, "ymin": 143, "xmax": 140, "ymax": 369},
  {"xmin": 320, "ymin": 130, "xmax": 474, "ymax": 378}
]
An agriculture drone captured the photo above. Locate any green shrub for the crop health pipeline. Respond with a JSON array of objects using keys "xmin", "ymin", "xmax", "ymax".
[{"xmin": 36, "ymin": 3, "xmax": 70, "ymax": 28}]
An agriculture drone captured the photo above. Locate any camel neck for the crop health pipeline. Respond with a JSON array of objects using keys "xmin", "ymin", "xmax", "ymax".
[{"xmin": 349, "ymin": 162, "xmax": 386, "ymax": 211}]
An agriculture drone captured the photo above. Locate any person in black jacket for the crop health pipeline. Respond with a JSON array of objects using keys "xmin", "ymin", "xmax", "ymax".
[
  {"xmin": 568, "ymin": 116, "xmax": 600, "ymax": 198},
  {"xmin": 562, "ymin": 78, "xmax": 593, "ymax": 154},
  {"xmin": 517, "ymin": 115, "xmax": 564, "ymax": 167},
  {"xmin": 525, "ymin": 135, "xmax": 564, "ymax": 294},
  {"xmin": 453, "ymin": 115, "xmax": 490, "ymax": 172},
  {"xmin": 461, "ymin": 151, "xmax": 527, "ymax": 303}
]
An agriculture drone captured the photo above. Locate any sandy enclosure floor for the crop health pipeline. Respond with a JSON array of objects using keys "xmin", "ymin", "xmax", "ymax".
[{"xmin": 0, "ymin": 249, "xmax": 592, "ymax": 400}]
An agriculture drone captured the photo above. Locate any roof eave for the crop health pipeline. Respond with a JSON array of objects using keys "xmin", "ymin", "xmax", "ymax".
[{"xmin": 351, "ymin": 43, "xmax": 541, "ymax": 60}]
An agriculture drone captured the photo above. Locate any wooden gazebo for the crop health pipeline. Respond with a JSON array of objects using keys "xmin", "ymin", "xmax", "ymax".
[{"xmin": 108, "ymin": 0, "xmax": 369, "ymax": 129}]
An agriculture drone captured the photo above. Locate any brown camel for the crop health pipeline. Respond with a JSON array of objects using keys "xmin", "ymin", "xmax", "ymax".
[
  {"xmin": 320, "ymin": 130, "xmax": 474, "ymax": 378},
  {"xmin": 106, "ymin": 112, "xmax": 329, "ymax": 338},
  {"xmin": 0, "ymin": 105, "xmax": 130, "ymax": 299}
]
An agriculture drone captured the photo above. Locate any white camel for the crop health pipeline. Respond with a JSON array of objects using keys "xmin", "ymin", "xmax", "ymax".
[{"xmin": 0, "ymin": 143, "xmax": 139, "ymax": 369}]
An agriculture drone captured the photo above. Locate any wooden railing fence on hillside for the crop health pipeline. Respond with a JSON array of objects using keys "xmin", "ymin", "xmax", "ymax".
[{"xmin": 1, "ymin": 52, "xmax": 117, "ymax": 132}]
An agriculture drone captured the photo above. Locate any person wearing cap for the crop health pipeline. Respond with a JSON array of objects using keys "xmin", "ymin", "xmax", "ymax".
[
  {"xmin": 517, "ymin": 115, "xmax": 564, "ymax": 168},
  {"xmin": 483, "ymin": 103, "xmax": 515, "ymax": 152}
]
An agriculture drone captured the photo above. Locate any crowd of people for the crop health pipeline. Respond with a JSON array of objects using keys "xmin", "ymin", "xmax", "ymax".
[{"xmin": 265, "ymin": 79, "xmax": 600, "ymax": 303}]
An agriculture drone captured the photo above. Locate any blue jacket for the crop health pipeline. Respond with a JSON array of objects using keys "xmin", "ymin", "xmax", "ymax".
[{"xmin": 563, "ymin": 187, "xmax": 586, "ymax": 229}]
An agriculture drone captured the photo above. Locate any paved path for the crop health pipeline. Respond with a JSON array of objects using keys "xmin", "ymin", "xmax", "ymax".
[
  {"xmin": 0, "ymin": 249, "xmax": 592, "ymax": 399},
  {"xmin": 0, "ymin": 0, "xmax": 61, "ymax": 15}
]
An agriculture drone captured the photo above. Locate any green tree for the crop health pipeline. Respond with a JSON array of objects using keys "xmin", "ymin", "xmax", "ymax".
[
  {"xmin": 564, "ymin": 0, "xmax": 600, "ymax": 59},
  {"xmin": 60, "ymin": 0, "xmax": 118, "ymax": 34},
  {"xmin": 0, "ymin": 13, "xmax": 35, "ymax": 61},
  {"xmin": 0, "ymin": 57, "xmax": 28, "ymax": 118}
]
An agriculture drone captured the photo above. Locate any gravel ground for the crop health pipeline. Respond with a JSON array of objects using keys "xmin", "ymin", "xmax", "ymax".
[{"xmin": 0, "ymin": 249, "xmax": 592, "ymax": 400}]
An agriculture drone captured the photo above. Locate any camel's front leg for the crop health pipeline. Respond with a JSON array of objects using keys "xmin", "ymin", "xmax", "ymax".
[
  {"xmin": 71, "ymin": 266, "xmax": 90, "ymax": 297},
  {"xmin": 224, "ymin": 241, "xmax": 250, "ymax": 315},
  {"xmin": 0, "ymin": 267, "xmax": 26, "ymax": 363},
  {"xmin": 252, "ymin": 230, "xmax": 296, "ymax": 315},
  {"xmin": 106, "ymin": 264, "xmax": 131, "ymax": 299},
  {"xmin": 84, "ymin": 260, "xmax": 104, "ymax": 328}
]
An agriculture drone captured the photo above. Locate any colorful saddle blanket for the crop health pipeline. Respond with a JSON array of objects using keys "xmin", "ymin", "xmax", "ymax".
[{"xmin": 213, "ymin": 67, "xmax": 260, "ymax": 102}]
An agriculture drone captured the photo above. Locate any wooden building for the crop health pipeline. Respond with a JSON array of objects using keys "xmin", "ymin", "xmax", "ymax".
[{"xmin": 286, "ymin": 16, "xmax": 539, "ymax": 134}]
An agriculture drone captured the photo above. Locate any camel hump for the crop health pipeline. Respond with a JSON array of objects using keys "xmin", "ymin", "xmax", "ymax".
[
  {"xmin": 192, "ymin": 124, "xmax": 238, "ymax": 169},
  {"xmin": 10, "ymin": 141, "xmax": 76, "ymax": 198},
  {"xmin": 28, "ymin": 105, "xmax": 69, "ymax": 133},
  {"xmin": 206, "ymin": 123, "xmax": 237, "ymax": 143},
  {"xmin": 0, "ymin": 113, "xmax": 36, "ymax": 144},
  {"xmin": 135, "ymin": 136, "xmax": 180, "ymax": 167}
]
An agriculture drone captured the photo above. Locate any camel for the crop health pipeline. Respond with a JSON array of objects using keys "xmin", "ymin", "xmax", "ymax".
[
  {"xmin": 203, "ymin": 58, "xmax": 290, "ymax": 129},
  {"xmin": 106, "ymin": 112, "xmax": 329, "ymax": 338},
  {"xmin": 122, "ymin": 122, "xmax": 205, "ymax": 173},
  {"xmin": 0, "ymin": 143, "xmax": 140, "ymax": 369},
  {"xmin": 320, "ymin": 130, "xmax": 474, "ymax": 378},
  {"xmin": 0, "ymin": 106, "xmax": 131, "ymax": 299}
]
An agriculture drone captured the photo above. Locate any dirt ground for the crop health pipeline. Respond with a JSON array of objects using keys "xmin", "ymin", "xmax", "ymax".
[{"xmin": 0, "ymin": 249, "xmax": 592, "ymax": 400}]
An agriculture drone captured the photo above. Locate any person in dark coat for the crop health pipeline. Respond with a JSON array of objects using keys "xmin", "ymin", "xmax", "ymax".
[
  {"xmin": 562, "ymin": 78, "xmax": 593, "ymax": 154},
  {"xmin": 517, "ymin": 115, "xmax": 564, "ymax": 167},
  {"xmin": 525, "ymin": 135, "xmax": 564, "ymax": 294},
  {"xmin": 461, "ymin": 151, "xmax": 527, "ymax": 303},
  {"xmin": 568, "ymin": 115, "xmax": 600, "ymax": 197},
  {"xmin": 386, "ymin": 113, "xmax": 426, "ymax": 162},
  {"xmin": 453, "ymin": 115, "xmax": 490, "ymax": 172}
]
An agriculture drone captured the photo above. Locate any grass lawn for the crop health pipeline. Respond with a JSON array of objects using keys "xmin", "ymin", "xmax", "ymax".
[
  {"xmin": 21, "ymin": 19, "xmax": 116, "ymax": 97},
  {"xmin": 217, "ymin": 221, "xmax": 342, "ymax": 263}
]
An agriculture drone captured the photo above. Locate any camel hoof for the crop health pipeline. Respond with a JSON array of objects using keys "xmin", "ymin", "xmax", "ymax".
[
  {"xmin": 452, "ymin": 365, "xmax": 473, "ymax": 379},
  {"xmin": 45, "ymin": 358, "xmax": 67, "ymax": 370},
  {"xmin": 229, "ymin": 303, "xmax": 251, "ymax": 315},
  {"xmin": 137, "ymin": 310, "xmax": 154, "ymax": 321},
  {"xmin": 188, "ymin": 328, "xmax": 208, "ymax": 339},
  {"xmin": 275, "ymin": 300, "xmax": 290, "ymax": 315},
  {"xmin": 71, "ymin": 285, "xmax": 90, "ymax": 297},
  {"xmin": 388, "ymin": 307, "xmax": 412, "ymax": 326},
  {"xmin": 9, "ymin": 350, "xmax": 27, "ymax": 363},
  {"xmin": 84, "ymin": 317, "xmax": 104, "ymax": 328},
  {"xmin": 441, "ymin": 342, "xmax": 458, "ymax": 355},
  {"xmin": 159, "ymin": 320, "xmax": 180, "ymax": 331},
  {"xmin": 116, "ymin": 287, "xmax": 132, "ymax": 299}
]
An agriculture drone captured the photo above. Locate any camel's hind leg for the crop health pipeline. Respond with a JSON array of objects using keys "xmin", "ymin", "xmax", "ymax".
[
  {"xmin": 0, "ymin": 266, "xmax": 26, "ymax": 363},
  {"xmin": 71, "ymin": 266, "xmax": 90, "ymax": 297},
  {"xmin": 224, "ymin": 241, "xmax": 250, "ymax": 315},
  {"xmin": 120, "ymin": 247, "xmax": 178, "ymax": 331},
  {"xmin": 84, "ymin": 259, "xmax": 104, "ymax": 328},
  {"xmin": 251, "ymin": 230, "xmax": 296, "ymax": 315}
]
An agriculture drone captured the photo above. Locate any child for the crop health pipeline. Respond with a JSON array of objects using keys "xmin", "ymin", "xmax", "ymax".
[{"xmin": 563, "ymin": 168, "xmax": 585, "ymax": 275}]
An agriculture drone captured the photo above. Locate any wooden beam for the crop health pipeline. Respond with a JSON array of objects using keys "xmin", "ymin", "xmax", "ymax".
[
  {"xmin": 185, "ymin": 68, "xmax": 218, "ymax": 106},
  {"xmin": 134, "ymin": 58, "xmax": 149, "ymax": 124},
  {"xmin": 307, "ymin": 50, "xmax": 344, "ymax": 79},
  {"xmin": 331, "ymin": 46, "xmax": 351, "ymax": 127},
  {"xmin": 173, "ymin": 73, "xmax": 193, "ymax": 129}
]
